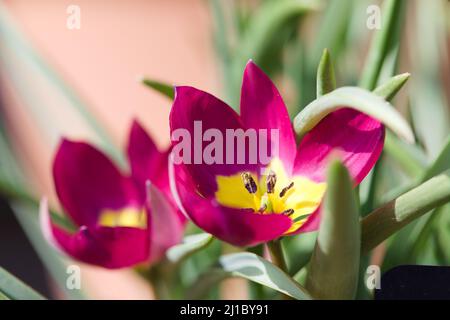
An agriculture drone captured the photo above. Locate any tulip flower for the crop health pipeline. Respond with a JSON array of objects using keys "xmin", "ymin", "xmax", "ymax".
[
  {"xmin": 40, "ymin": 121, "xmax": 185, "ymax": 269},
  {"xmin": 169, "ymin": 61, "xmax": 384, "ymax": 247}
]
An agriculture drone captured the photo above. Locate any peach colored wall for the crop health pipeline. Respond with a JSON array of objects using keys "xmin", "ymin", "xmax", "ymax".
[{"xmin": 2, "ymin": 0, "xmax": 220, "ymax": 198}]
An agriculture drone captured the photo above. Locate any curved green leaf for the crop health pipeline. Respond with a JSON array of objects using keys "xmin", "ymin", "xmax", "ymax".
[
  {"xmin": 293, "ymin": 86, "xmax": 414, "ymax": 143},
  {"xmin": 188, "ymin": 252, "xmax": 311, "ymax": 300},
  {"xmin": 0, "ymin": 267, "xmax": 45, "ymax": 300},
  {"xmin": 305, "ymin": 160, "xmax": 360, "ymax": 299},
  {"xmin": 218, "ymin": 253, "xmax": 311, "ymax": 300},
  {"xmin": 166, "ymin": 233, "xmax": 214, "ymax": 263}
]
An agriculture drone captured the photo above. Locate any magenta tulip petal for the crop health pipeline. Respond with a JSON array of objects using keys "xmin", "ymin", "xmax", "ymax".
[
  {"xmin": 40, "ymin": 199, "xmax": 149, "ymax": 269},
  {"xmin": 53, "ymin": 139, "xmax": 141, "ymax": 227},
  {"xmin": 127, "ymin": 120, "xmax": 171, "ymax": 195},
  {"xmin": 240, "ymin": 61, "xmax": 297, "ymax": 171},
  {"xmin": 293, "ymin": 108, "xmax": 385, "ymax": 184},
  {"xmin": 147, "ymin": 183, "xmax": 184, "ymax": 263},
  {"xmin": 171, "ymin": 161, "xmax": 292, "ymax": 247},
  {"xmin": 170, "ymin": 86, "xmax": 260, "ymax": 197}
]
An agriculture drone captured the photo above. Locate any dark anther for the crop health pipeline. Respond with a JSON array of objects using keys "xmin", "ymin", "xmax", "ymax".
[
  {"xmin": 266, "ymin": 170, "xmax": 277, "ymax": 194},
  {"xmin": 282, "ymin": 209, "xmax": 294, "ymax": 216},
  {"xmin": 241, "ymin": 172, "xmax": 257, "ymax": 194},
  {"xmin": 279, "ymin": 182, "xmax": 294, "ymax": 198}
]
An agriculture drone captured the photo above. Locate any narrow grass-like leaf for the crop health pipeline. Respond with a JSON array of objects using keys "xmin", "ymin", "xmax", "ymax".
[
  {"xmin": 293, "ymin": 87, "xmax": 414, "ymax": 143},
  {"xmin": 410, "ymin": 0, "xmax": 449, "ymax": 158},
  {"xmin": 361, "ymin": 170, "xmax": 450, "ymax": 253},
  {"xmin": 141, "ymin": 78, "xmax": 174, "ymax": 100},
  {"xmin": 167, "ymin": 233, "xmax": 214, "ymax": 263},
  {"xmin": 229, "ymin": 0, "xmax": 321, "ymax": 106},
  {"xmin": 237, "ymin": 0, "xmax": 320, "ymax": 65},
  {"xmin": 420, "ymin": 136, "xmax": 450, "ymax": 181},
  {"xmin": 384, "ymin": 132, "xmax": 426, "ymax": 178},
  {"xmin": 316, "ymin": 48, "xmax": 336, "ymax": 97},
  {"xmin": 372, "ymin": 74, "xmax": 427, "ymax": 178},
  {"xmin": 359, "ymin": 0, "xmax": 405, "ymax": 90},
  {"xmin": 305, "ymin": 160, "xmax": 360, "ymax": 299},
  {"xmin": 0, "ymin": 267, "xmax": 46, "ymax": 300},
  {"xmin": 309, "ymin": 0, "xmax": 353, "ymax": 63}
]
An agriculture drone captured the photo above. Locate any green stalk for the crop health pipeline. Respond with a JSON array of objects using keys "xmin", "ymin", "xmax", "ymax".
[
  {"xmin": 267, "ymin": 239, "xmax": 290, "ymax": 299},
  {"xmin": 361, "ymin": 170, "xmax": 450, "ymax": 253},
  {"xmin": 267, "ymin": 240, "xmax": 288, "ymax": 273}
]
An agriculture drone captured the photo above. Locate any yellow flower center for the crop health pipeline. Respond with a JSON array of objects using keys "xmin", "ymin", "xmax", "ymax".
[
  {"xmin": 98, "ymin": 207, "xmax": 147, "ymax": 229},
  {"xmin": 214, "ymin": 158, "xmax": 327, "ymax": 234}
]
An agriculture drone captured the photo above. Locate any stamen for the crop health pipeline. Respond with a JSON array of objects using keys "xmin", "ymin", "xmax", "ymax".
[
  {"xmin": 266, "ymin": 170, "xmax": 277, "ymax": 194},
  {"xmin": 241, "ymin": 172, "xmax": 257, "ymax": 194},
  {"xmin": 279, "ymin": 182, "xmax": 294, "ymax": 198},
  {"xmin": 282, "ymin": 208, "xmax": 295, "ymax": 216}
]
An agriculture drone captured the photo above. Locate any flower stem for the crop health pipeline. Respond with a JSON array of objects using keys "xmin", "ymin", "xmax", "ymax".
[
  {"xmin": 146, "ymin": 265, "xmax": 171, "ymax": 300},
  {"xmin": 267, "ymin": 239, "xmax": 291, "ymax": 300},
  {"xmin": 267, "ymin": 239, "xmax": 288, "ymax": 274}
]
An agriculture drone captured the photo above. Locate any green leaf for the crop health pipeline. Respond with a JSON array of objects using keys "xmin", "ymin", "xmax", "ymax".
[
  {"xmin": 384, "ymin": 132, "xmax": 426, "ymax": 178},
  {"xmin": 237, "ymin": 0, "xmax": 321, "ymax": 66},
  {"xmin": 141, "ymin": 78, "xmax": 174, "ymax": 100},
  {"xmin": 361, "ymin": 170, "xmax": 450, "ymax": 253},
  {"xmin": 228, "ymin": 0, "xmax": 321, "ymax": 106},
  {"xmin": 372, "ymin": 74, "xmax": 427, "ymax": 180},
  {"xmin": 166, "ymin": 233, "xmax": 214, "ymax": 263},
  {"xmin": 219, "ymin": 253, "xmax": 311, "ymax": 300},
  {"xmin": 293, "ymin": 86, "xmax": 414, "ymax": 143},
  {"xmin": 0, "ymin": 267, "xmax": 46, "ymax": 300},
  {"xmin": 409, "ymin": 0, "xmax": 449, "ymax": 158},
  {"xmin": 309, "ymin": 0, "xmax": 353, "ymax": 63},
  {"xmin": 359, "ymin": 0, "xmax": 406, "ymax": 90},
  {"xmin": 188, "ymin": 252, "xmax": 311, "ymax": 300},
  {"xmin": 373, "ymin": 73, "xmax": 410, "ymax": 101},
  {"xmin": 316, "ymin": 48, "xmax": 336, "ymax": 98},
  {"xmin": 305, "ymin": 160, "xmax": 360, "ymax": 299}
]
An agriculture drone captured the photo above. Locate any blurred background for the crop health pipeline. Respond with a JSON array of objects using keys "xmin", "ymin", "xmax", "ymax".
[{"xmin": 0, "ymin": 0, "xmax": 449, "ymax": 299}]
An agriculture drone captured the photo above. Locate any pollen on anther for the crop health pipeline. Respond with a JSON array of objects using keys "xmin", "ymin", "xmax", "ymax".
[
  {"xmin": 266, "ymin": 170, "xmax": 277, "ymax": 194},
  {"xmin": 282, "ymin": 209, "xmax": 294, "ymax": 216},
  {"xmin": 241, "ymin": 172, "xmax": 257, "ymax": 194},
  {"xmin": 279, "ymin": 182, "xmax": 294, "ymax": 198}
]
